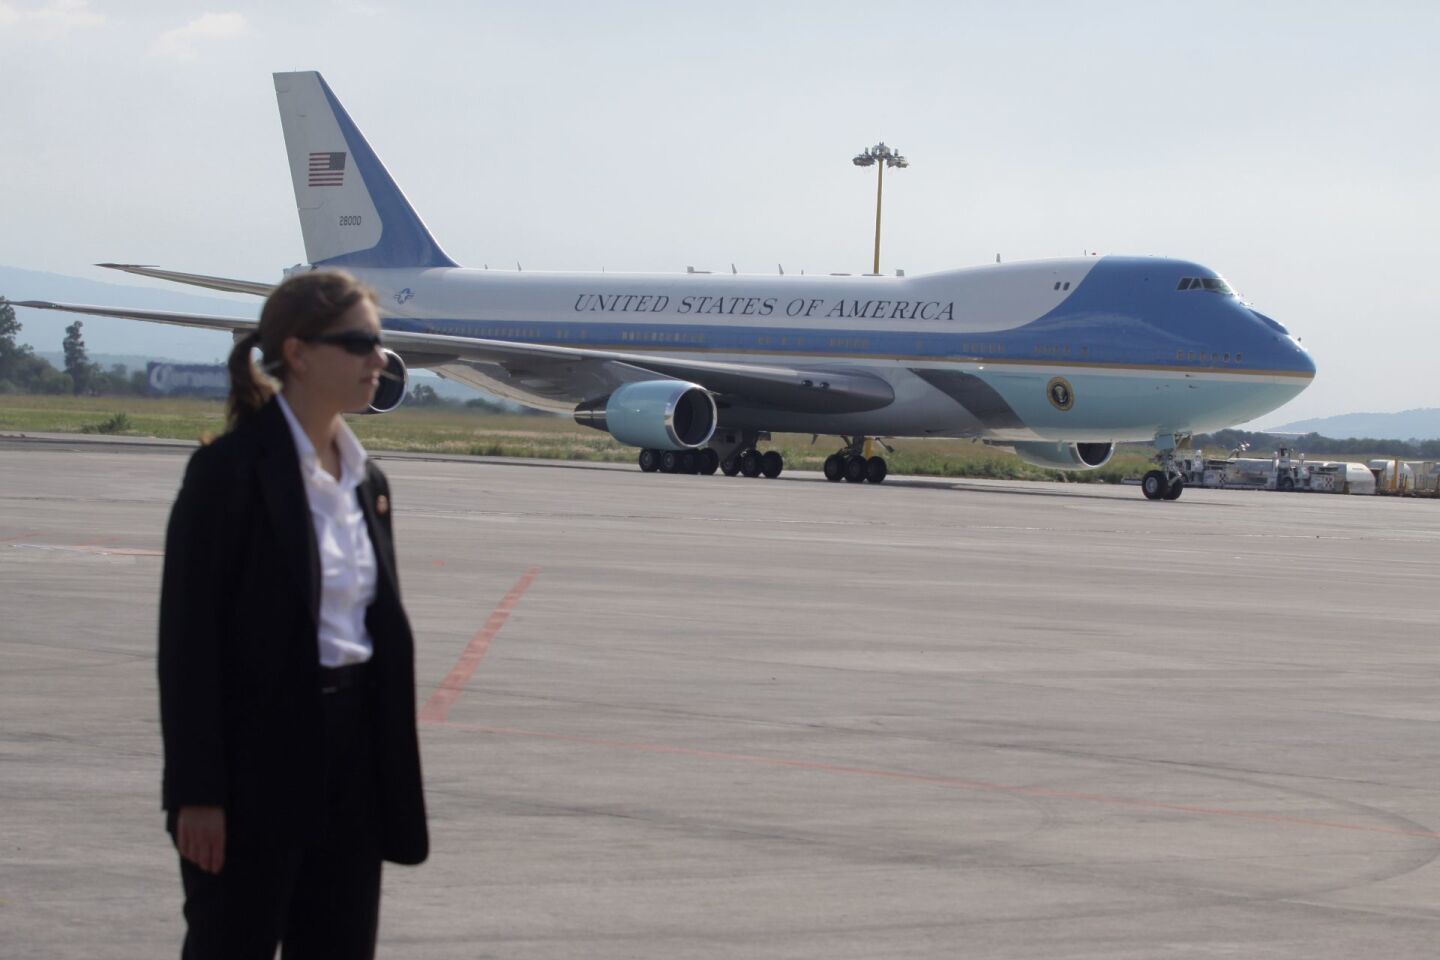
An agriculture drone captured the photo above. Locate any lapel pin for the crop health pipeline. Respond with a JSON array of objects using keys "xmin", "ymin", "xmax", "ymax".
[{"xmin": 375, "ymin": 494, "xmax": 389, "ymax": 516}]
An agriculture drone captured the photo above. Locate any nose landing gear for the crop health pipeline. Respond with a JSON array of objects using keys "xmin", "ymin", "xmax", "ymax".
[
  {"xmin": 1141, "ymin": 469, "xmax": 1185, "ymax": 500},
  {"xmin": 1142, "ymin": 434, "xmax": 1190, "ymax": 500}
]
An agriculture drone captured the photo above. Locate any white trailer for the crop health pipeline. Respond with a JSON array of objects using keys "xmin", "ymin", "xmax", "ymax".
[{"xmin": 1174, "ymin": 448, "xmax": 1375, "ymax": 494}]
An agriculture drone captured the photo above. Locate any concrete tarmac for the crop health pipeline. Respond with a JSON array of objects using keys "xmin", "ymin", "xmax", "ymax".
[{"xmin": 2, "ymin": 435, "xmax": 1438, "ymax": 959}]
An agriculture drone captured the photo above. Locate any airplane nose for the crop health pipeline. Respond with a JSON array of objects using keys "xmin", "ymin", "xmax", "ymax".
[
  {"xmin": 1248, "ymin": 308, "xmax": 1314, "ymax": 378},
  {"xmin": 1294, "ymin": 342, "xmax": 1317, "ymax": 378}
]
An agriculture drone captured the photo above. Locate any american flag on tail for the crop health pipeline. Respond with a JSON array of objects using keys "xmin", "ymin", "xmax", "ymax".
[{"xmin": 308, "ymin": 152, "xmax": 346, "ymax": 187}]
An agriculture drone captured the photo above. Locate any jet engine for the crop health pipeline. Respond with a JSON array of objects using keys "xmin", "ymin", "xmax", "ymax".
[
  {"xmin": 574, "ymin": 380, "xmax": 717, "ymax": 451},
  {"xmin": 367, "ymin": 348, "xmax": 408, "ymax": 413},
  {"xmin": 1008, "ymin": 441, "xmax": 1115, "ymax": 470}
]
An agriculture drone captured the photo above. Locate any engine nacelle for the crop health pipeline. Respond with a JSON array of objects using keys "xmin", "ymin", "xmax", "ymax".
[
  {"xmin": 366, "ymin": 348, "xmax": 408, "ymax": 414},
  {"xmin": 574, "ymin": 380, "xmax": 717, "ymax": 451},
  {"xmin": 1008, "ymin": 441, "xmax": 1115, "ymax": 470}
]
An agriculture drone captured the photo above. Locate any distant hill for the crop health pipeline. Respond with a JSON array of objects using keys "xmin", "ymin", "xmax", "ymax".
[{"xmin": 1266, "ymin": 408, "xmax": 1440, "ymax": 441}]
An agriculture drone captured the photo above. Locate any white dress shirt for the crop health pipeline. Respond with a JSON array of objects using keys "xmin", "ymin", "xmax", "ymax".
[{"xmin": 276, "ymin": 393, "xmax": 377, "ymax": 667}]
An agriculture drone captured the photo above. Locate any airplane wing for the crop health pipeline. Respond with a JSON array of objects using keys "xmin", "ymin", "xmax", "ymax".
[{"xmin": 2, "ymin": 299, "xmax": 894, "ymax": 415}]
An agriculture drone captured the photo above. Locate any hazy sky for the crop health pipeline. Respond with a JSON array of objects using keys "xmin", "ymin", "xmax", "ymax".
[{"xmin": 2, "ymin": 0, "xmax": 1435, "ymax": 424}]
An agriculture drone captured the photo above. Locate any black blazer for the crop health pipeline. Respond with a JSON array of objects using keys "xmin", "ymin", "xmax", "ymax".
[{"xmin": 158, "ymin": 398, "xmax": 427, "ymax": 865}]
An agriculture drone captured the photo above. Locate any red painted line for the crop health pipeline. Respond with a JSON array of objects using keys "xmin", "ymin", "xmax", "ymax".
[
  {"xmin": 0, "ymin": 530, "xmax": 41, "ymax": 543},
  {"xmin": 433, "ymin": 721, "xmax": 1440, "ymax": 843},
  {"xmin": 418, "ymin": 567, "xmax": 541, "ymax": 725}
]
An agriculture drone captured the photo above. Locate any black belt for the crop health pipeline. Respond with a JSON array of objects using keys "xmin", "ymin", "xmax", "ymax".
[{"xmin": 320, "ymin": 661, "xmax": 372, "ymax": 694}]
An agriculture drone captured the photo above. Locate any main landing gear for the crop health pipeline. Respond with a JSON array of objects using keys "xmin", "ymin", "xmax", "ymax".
[
  {"xmin": 823, "ymin": 436, "xmax": 888, "ymax": 484},
  {"xmin": 635, "ymin": 433, "xmax": 892, "ymax": 484},
  {"xmin": 1141, "ymin": 434, "xmax": 1189, "ymax": 501},
  {"xmin": 637, "ymin": 430, "xmax": 785, "ymax": 479},
  {"xmin": 720, "ymin": 448, "xmax": 784, "ymax": 478},
  {"xmin": 637, "ymin": 447, "xmax": 721, "ymax": 475}
]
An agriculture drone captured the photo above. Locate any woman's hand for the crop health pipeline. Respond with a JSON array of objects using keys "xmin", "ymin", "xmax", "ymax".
[{"xmin": 176, "ymin": 805, "xmax": 226, "ymax": 874}]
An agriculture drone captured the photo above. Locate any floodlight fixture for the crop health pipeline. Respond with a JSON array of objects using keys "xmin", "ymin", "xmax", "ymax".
[{"xmin": 852, "ymin": 142, "xmax": 909, "ymax": 274}]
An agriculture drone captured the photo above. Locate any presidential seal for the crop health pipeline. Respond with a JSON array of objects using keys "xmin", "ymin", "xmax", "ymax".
[{"xmin": 1047, "ymin": 377, "xmax": 1074, "ymax": 412}]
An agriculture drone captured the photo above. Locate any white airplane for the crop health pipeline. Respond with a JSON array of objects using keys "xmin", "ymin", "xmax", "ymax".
[{"xmin": 10, "ymin": 71, "xmax": 1315, "ymax": 500}]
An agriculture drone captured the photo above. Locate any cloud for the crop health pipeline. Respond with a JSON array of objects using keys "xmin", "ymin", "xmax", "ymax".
[
  {"xmin": 0, "ymin": 0, "xmax": 105, "ymax": 32},
  {"xmin": 149, "ymin": 11, "xmax": 252, "ymax": 62}
]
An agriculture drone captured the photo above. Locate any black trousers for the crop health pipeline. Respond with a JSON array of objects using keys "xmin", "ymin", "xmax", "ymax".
[{"xmin": 177, "ymin": 681, "xmax": 382, "ymax": 960}]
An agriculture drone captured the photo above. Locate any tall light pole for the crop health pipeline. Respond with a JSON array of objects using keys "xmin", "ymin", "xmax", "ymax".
[{"xmin": 852, "ymin": 142, "xmax": 908, "ymax": 275}]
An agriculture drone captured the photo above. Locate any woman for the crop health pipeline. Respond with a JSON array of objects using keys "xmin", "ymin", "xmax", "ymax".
[{"xmin": 159, "ymin": 270, "xmax": 427, "ymax": 959}]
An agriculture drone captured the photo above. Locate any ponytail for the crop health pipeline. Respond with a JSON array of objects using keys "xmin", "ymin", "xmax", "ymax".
[
  {"xmin": 224, "ymin": 270, "xmax": 376, "ymax": 433},
  {"xmin": 225, "ymin": 330, "xmax": 274, "ymax": 431}
]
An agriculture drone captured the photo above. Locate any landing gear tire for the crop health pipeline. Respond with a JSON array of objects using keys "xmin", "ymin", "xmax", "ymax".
[
  {"xmin": 865, "ymin": 456, "xmax": 888, "ymax": 484},
  {"xmin": 638, "ymin": 449, "xmax": 660, "ymax": 473},
  {"xmin": 1142, "ymin": 470, "xmax": 1168, "ymax": 501},
  {"xmin": 843, "ymin": 455, "xmax": 867, "ymax": 483},
  {"xmin": 739, "ymin": 449, "xmax": 763, "ymax": 478},
  {"xmin": 1162, "ymin": 476, "xmax": 1185, "ymax": 500},
  {"xmin": 823, "ymin": 454, "xmax": 845, "ymax": 482},
  {"xmin": 699, "ymin": 449, "xmax": 721, "ymax": 475},
  {"xmin": 760, "ymin": 451, "xmax": 784, "ymax": 479},
  {"xmin": 679, "ymin": 450, "xmax": 699, "ymax": 474},
  {"xmin": 720, "ymin": 456, "xmax": 741, "ymax": 477},
  {"xmin": 660, "ymin": 450, "xmax": 681, "ymax": 474},
  {"xmin": 1278, "ymin": 476, "xmax": 1295, "ymax": 492}
]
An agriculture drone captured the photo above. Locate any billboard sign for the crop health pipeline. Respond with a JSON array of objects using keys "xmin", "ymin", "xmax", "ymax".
[{"xmin": 147, "ymin": 362, "xmax": 229, "ymax": 399}]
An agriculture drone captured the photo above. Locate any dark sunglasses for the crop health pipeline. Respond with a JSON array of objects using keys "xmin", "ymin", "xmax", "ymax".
[{"xmin": 301, "ymin": 330, "xmax": 384, "ymax": 356}]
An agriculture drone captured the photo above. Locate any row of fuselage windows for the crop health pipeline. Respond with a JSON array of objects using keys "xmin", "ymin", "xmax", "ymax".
[
  {"xmin": 1033, "ymin": 344, "xmax": 1090, "ymax": 358},
  {"xmin": 1176, "ymin": 277, "xmax": 1236, "ymax": 294},
  {"xmin": 462, "ymin": 323, "xmax": 871, "ymax": 352},
  {"xmin": 620, "ymin": 330, "xmax": 706, "ymax": 344},
  {"xmin": 1180, "ymin": 349, "xmax": 1242, "ymax": 364}
]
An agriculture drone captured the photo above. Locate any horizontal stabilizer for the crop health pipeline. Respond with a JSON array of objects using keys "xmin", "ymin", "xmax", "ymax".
[{"xmin": 96, "ymin": 264, "xmax": 274, "ymax": 297}]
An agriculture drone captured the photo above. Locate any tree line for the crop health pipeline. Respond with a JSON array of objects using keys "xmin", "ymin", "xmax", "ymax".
[
  {"xmin": 0, "ymin": 300, "xmax": 149, "ymax": 395},
  {"xmin": 403, "ymin": 381, "xmax": 543, "ymax": 415},
  {"xmin": 1196, "ymin": 429, "xmax": 1440, "ymax": 461},
  {"xmin": 3, "ymin": 298, "xmax": 531, "ymax": 409}
]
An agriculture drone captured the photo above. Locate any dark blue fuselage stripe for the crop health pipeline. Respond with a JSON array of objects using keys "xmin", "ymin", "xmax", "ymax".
[{"xmin": 384, "ymin": 315, "xmax": 1299, "ymax": 375}]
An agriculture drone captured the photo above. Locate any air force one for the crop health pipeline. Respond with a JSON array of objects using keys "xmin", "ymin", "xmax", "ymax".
[{"xmin": 11, "ymin": 71, "xmax": 1315, "ymax": 500}]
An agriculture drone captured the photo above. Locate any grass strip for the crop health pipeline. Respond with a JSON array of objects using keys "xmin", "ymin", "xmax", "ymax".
[{"xmin": 0, "ymin": 394, "xmax": 1156, "ymax": 483}]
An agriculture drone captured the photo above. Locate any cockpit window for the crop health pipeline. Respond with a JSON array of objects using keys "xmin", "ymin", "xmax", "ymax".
[{"xmin": 1176, "ymin": 276, "xmax": 1236, "ymax": 296}]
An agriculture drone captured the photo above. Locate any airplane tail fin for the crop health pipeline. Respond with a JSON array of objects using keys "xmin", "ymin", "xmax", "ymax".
[{"xmin": 273, "ymin": 71, "xmax": 456, "ymax": 270}]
